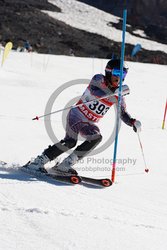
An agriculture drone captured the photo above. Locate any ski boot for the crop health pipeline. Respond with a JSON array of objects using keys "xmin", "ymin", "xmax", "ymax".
[
  {"xmin": 51, "ymin": 153, "xmax": 78, "ymax": 176},
  {"xmin": 23, "ymin": 154, "xmax": 50, "ymax": 173}
]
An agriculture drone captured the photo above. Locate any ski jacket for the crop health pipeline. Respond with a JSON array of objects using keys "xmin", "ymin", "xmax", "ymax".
[{"xmin": 76, "ymin": 74, "xmax": 134, "ymax": 126}]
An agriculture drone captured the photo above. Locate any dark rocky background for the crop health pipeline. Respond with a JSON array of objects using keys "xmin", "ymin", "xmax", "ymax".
[
  {"xmin": 0, "ymin": 0, "xmax": 167, "ymax": 64},
  {"xmin": 79, "ymin": 0, "xmax": 167, "ymax": 45}
]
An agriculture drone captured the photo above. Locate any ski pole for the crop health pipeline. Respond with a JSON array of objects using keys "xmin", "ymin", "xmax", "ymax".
[
  {"xmin": 32, "ymin": 85, "xmax": 129, "ymax": 120},
  {"xmin": 162, "ymin": 98, "xmax": 167, "ymax": 129},
  {"xmin": 137, "ymin": 132, "xmax": 149, "ymax": 173}
]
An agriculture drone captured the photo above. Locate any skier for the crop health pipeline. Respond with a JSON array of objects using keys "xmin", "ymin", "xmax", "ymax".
[{"xmin": 24, "ymin": 59, "xmax": 141, "ymax": 175}]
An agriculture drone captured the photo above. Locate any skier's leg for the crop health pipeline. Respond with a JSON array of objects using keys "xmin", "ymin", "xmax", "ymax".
[
  {"xmin": 55, "ymin": 123, "xmax": 102, "ymax": 174},
  {"xmin": 44, "ymin": 108, "xmax": 80, "ymax": 161},
  {"xmin": 44, "ymin": 137, "xmax": 77, "ymax": 160},
  {"xmin": 74, "ymin": 123, "xmax": 102, "ymax": 159},
  {"xmin": 73, "ymin": 134, "xmax": 102, "ymax": 159},
  {"xmin": 24, "ymin": 109, "xmax": 79, "ymax": 172},
  {"xmin": 23, "ymin": 137, "xmax": 77, "ymax": 172}
]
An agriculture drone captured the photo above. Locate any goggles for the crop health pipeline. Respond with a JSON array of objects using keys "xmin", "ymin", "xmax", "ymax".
[
  {"xmin": 112, "ymin": 68, "xmax": 127, "ymax": 79},
  {"xmin": 106, "ymin": 67, "xmax": 127, "ymax": 79}
]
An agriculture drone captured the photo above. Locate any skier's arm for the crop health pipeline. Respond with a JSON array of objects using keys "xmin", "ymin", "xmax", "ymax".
[
  {"xmin": 120, "ymin": 97, "xmax": 134, "ymax": 126},
  {"xmin": 121, "ymin": 106, "xmax": 134, "ymax": 126},
  {"xmin": 120, "ymin": 97, "xmax": 141, "ymax": 132},
  {"xmin": 89, "ymin": 74, "xmax": 107, "ymax": 97}
]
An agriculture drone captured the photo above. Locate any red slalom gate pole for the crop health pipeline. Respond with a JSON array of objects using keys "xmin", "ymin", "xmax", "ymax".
[{"xmin": 162, "ymin": 99, "xmax": 167, "ymax": 129}]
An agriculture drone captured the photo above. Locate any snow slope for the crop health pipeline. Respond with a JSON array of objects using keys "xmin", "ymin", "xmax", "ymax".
[
  {"xmin": 43, "ymin": 0, "xmax": 167, "ymax": 53},
  {"xmin": 0, "ymin": 51, "xmax": 167, "ymax": 250}
]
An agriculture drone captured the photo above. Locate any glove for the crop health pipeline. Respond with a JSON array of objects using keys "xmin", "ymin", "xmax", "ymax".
[{"xmin": 131, "ymin": 119, "xmax": 141, "ymax": 133}]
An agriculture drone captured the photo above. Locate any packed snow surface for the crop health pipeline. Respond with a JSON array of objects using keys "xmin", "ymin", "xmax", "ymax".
[{"xmin": 0, "ymin": 51, "xmax": 167, "ymax": 250}]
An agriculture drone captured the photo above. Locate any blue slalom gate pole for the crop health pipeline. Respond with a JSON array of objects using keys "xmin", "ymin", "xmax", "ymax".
[{"xmin": 111, "ymin": 8, "xmax": 127, "ymax": 183}]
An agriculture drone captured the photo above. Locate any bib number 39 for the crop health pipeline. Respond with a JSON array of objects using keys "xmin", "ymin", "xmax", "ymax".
[{"xmin": 89, "ymin": 100, "xmax": 109, "ymax": 115}]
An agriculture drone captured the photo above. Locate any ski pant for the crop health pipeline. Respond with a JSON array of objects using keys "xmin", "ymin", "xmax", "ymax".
[{"xmin": 44, "ymin": 108, "xmax": 102, "ymax": 161}]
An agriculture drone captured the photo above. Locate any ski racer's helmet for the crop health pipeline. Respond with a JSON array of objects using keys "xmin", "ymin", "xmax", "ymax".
[{"xmin": 105, "ymin": 59, "xmax": 128, "ymax": 84}]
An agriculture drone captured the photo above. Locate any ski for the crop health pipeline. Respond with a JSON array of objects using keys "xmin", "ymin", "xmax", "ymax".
[
  {"xmin": 47, "ymin": 173, "xmax": 112, "ymax": 187},
  {"xmin": 44, "ymin": 174, "xmax": 112, "ymax": 187},
  {"xmin": 21, "ymin": 166, "xmax": 82, "ymax": 185},
  {"xmin": 21, "ymin": 167, "xmax": 111, "ymax": 187},
  {"xmin": 0, "ymin": 162, "xmax": 112, "ymax": 187},
  {"xmin": 47, "ymin": 173, "xmax": 82, "ymax": 185},
  {"xmin": 46, "ymin": 174, "xmax": 112, "ymax": 187},
  {"xmin": 80, "ymin": 176, "xmax": 112, "ymax": 187}
]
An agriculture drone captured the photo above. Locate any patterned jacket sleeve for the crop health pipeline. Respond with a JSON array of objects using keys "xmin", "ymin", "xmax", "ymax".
[
  {"xmin": 89, "ymin": 74, "xmax": 108, "ymax": 97},
  {"xmin": 120, "ymin": 97, "xmax": 135, "ymax": 126}
]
